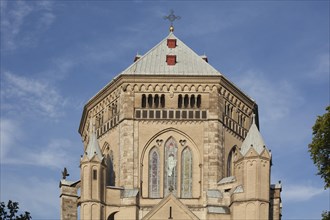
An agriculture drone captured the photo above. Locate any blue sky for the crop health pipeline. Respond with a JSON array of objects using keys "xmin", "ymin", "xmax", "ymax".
[{"xmin": 1, "ymin": 1, "xmax": 329, "ymax": 219}]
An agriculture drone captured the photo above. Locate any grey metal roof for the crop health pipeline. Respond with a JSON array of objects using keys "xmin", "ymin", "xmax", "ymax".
[
  {"xmin": 208, "ymin": 206, "xmax": 230, "ymax": 214},
  {"xmin": 207, "ymin": 190, "xmax": 222, "ymax": 198},
  {"xmin": 218, "ymin": 176, "xmax": 236, "ymax": 185},
  {"xmin": 240, "ymin": 115, "xmax": 267, "ymax": 156},
  {"xmin": 85, "ymin": 121, "xmax": 103, "ymax": 161},
  {"xmin": 121, "ymin": 189, "xmax": 139, "ymax": 198},
  {"xmin": 120, "ymin": 32, "xmax": 221, "ymax": 76},
  {"xmin": 233, "ymin": 185, "xmax": 244, "ymax": 194}
]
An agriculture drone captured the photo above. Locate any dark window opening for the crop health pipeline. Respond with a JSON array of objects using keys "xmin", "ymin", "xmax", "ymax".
[
  {"xmin": 160, "ymin": 95, "xmax": 165, "ymax": 108},
  {"xmin": 142, "ymin": 94, "xmax": 146, "ymax": 108},
  {"xmin": 178, "ymin": 95, "xmax": 182, "ymax": 108},
  {"xmin": 93, "ymin": 170, "xmax": 97, "ymax": 180},
  {"xmin": 148, "ymin": 94, "xmax": 153, "ymax": 108},
  {"xmin": 190, "ymin": 95, "xmax": 195, "ymax": 108},
  {"xmin": 184, "ymin": 95, "xmax": 189, "ymax": 108},
  {"xmin": 197, "ymin": 95, "xmax": 201, "ymax": 108},
  {"xmin": 154, "ymin": 95, "xmax": 159, "ymax": 108}
]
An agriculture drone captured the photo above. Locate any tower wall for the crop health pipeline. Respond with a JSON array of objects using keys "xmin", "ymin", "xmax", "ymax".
[{"xmin": 59, "ymin": 180, "xmax": 79, "ymax": 220}]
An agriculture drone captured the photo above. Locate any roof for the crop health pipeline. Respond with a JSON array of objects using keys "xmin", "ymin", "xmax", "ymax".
[
  {"xmin": 85, "ymin": 121, "xmax": 103, "ymax": 161},
  {"xmin": 120, "ymin": 32, "xmax": 221, "ymax": 76},
  {"xmin": 240, "ymin": 115, "xmax": 267, "ymax": 156}
]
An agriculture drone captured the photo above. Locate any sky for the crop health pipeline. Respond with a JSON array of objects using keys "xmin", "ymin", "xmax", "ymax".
[{"xmin": 0, "ymin": 1, "xmax": 329, "ymax": 219}]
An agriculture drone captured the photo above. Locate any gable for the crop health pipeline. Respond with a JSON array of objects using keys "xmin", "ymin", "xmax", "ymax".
[{"xmin": 142, "ymin": 194, "xmax": 198, "ymax": 220}]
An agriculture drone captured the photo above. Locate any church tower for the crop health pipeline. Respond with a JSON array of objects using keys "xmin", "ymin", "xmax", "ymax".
[
  {"xmin": 231, "ymin": 115, "xmax": 272, "ymax": 219},
  {"xmin": 60, "ymin": 14, "xmax": 282, "ymax": 219},
  {"xmin": 80, "ymin": 120, "xmax": 106, "ymax": 219}
]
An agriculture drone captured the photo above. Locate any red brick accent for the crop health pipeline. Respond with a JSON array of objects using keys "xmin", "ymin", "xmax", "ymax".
[
  {"xmin": 166, "ymin": 55, "xmax": 176, "ymax": 65},
  {"xmin": 167, "ymin": 39, "xmax": 177, "ymax": 48}
]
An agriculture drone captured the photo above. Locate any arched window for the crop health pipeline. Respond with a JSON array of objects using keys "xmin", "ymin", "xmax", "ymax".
[
  {"xmin": 178, "ymin": 95, "xmax": 182, "ymax": 108},
  {"xmin": 148, "ymin": 94, "xmax": 153, "ymax": 108},
  {"xmin": 160, "ymin": 94, "xmax": 165, "ymax": 108},
  {"xmin": 197, "ymin": 95, "xmax": 201, "ymax": 108},
  {"xmin": 142, "ymin": 94, "xmax": 146, "ymax": 108},
  {"xmin": 181, "ymin": 147, "xmax": 192, "ymax": 198},
  {"xmin": 184, "ymin": 95, "xmax": 189, "ymax": 108},
  {"xmin": 227, "ymin": 147, "xmax": 236, "ymax": 177},
  {"xmin": 112, "ymin": 103, "xmax": 117, "ymax": 115},
  {"xmin": 164, "ymin": 138, "xmax": 178, "ymax": 196},
  {"xmin": 149, "ymin": 147, "xmax": 160, "ymax": 198},
  {"xmin": 154, "ymin": 95, "xmax": 159, "ymax": 108},
  {"xmin": 107, "ymin": 211, "xmax": 118, "ymax": 220},
  {"xmin": 190, "ymin": 95, "xmax": 195, "ymax": 108},
  {"xmin": 106, "ymin": 151, "xmax": 115, "ymax": 186}
]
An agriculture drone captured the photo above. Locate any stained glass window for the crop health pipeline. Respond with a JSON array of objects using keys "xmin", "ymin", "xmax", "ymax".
[
  {"xmin": 149, "ymin": 147, "xmax": 160, "ymax": 198},
  {"xmin": 164, "ymin": 137, "xmax": 178, "ymax": 196},
  {"xmin": 181, "ymin": 147, "xmax": 192, "ymax": 198}
]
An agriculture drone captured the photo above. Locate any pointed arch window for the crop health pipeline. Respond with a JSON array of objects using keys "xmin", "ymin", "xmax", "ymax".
[
  {"xmin": 149, "ymin": 147, "xmax": 160, "ymax": 198},
  {"xmin": 106, "ymin": 150, "xmax": 115, "ymax": 186},
  {"xmin": 227, "ymin": 147, "xmax": 236, "ymax": 177},
  {"xmin": 164, "ymin": 138, "xmax": 178, "ymax": 196},
  {"xmin": 181, "ymin": 147, "xmax": 192, "ymax": 198}
]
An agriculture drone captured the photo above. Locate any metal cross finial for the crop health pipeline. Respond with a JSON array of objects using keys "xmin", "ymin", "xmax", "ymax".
[{"xmin": 164, "ymin": 10, "xmax": 181, "ymax": 32}]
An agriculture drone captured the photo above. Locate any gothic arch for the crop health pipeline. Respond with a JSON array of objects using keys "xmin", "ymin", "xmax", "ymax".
[
  {"xmin": 227, "ymin": 146, "xmax": 237, "ymax": 177},
  {"xmin": 107, "ymin": 211, "xmax": 118, "ymax": 220},
  {"xmin": 140, "ymin": 128, "xmax": 201, "ymax": 164},
  {"xmin": 149, "ymin": 146, "xmax": 160, "ymax": 198},
  {"xmin": 181, "ymin": 146, "xmax": 193, "ymax": 198},
  {"xmin": 140, "ymin": 128, "xmax": 201, "ymax": 199},
  {"xmin": 102, "ymin": 142, "xmax": 110, "ymax": 152}
]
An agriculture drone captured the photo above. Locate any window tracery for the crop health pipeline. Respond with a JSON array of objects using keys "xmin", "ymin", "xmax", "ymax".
[
  {"xmin": 181, "ymin": 147, "xmax": 192, "ymax": 198},
  {"xmin": 149, "ymin": 147, "xmax": 160, "ymax": 198},
  {"xmin": 164, "ymin": 138, "xmax": 178, "ymax": 196}
]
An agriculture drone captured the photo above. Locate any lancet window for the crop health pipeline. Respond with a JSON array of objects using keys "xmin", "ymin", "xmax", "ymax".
[
  {"xmin": 149, "ymin": 147, "xmax": 160, "ymax": 198},
  {"xmin": 178, "ymin": 94, "xmax": 201, "ymax": 108},
  {"xmin": 227, "ymin": 147, "xmax": 236, "ymax": 177},
  {"xmin": 141, "ymin": 94, "xmax": 166, "ymax": 108},
  {"xmin": 181, "ymin": 147, "xmax": 192, "ymax": 198},
  {"xmin": 106, "ymin": 150, "xmax": 115, "ymax": 186},
  {"xmin": 164, "ymin": 138, "xmax": 178, "ymax": 196}
]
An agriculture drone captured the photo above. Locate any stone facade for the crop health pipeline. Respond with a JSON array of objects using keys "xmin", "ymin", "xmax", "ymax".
[{"xmin": 60, "ymin": 30, "xmax": 282, "ymax": 220}]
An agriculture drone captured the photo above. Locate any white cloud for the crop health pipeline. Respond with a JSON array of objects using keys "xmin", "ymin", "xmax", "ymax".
[
  {"xmin": 1, "ymin": 0, "xmax": 56, "ymax": 51},
  {"xmin": 233, "ymin": 70, "xmax": 304, "ymax": 122},
  {"xmin": 1, "ymin": 135, "xmax": 77, "ymax": 170},
  {"xmin": 283, "ymin": 184, "xmax": 326, "ymax": 202},
  {"xmin": 2, "ymin": 71, "xmax": 66, "ymax": 118},
  {"xmin": 0, "ymin": 118, "xmax": 23, "ymax": 161},
  {"xmin": 305, "ymin": 53, "xmax": 330, "ymax": 82}
]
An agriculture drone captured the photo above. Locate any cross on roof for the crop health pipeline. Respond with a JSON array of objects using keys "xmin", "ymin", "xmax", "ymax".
[{"xmin": 164, "ymin": 10, "xmax": 181, "ymax": 32}]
